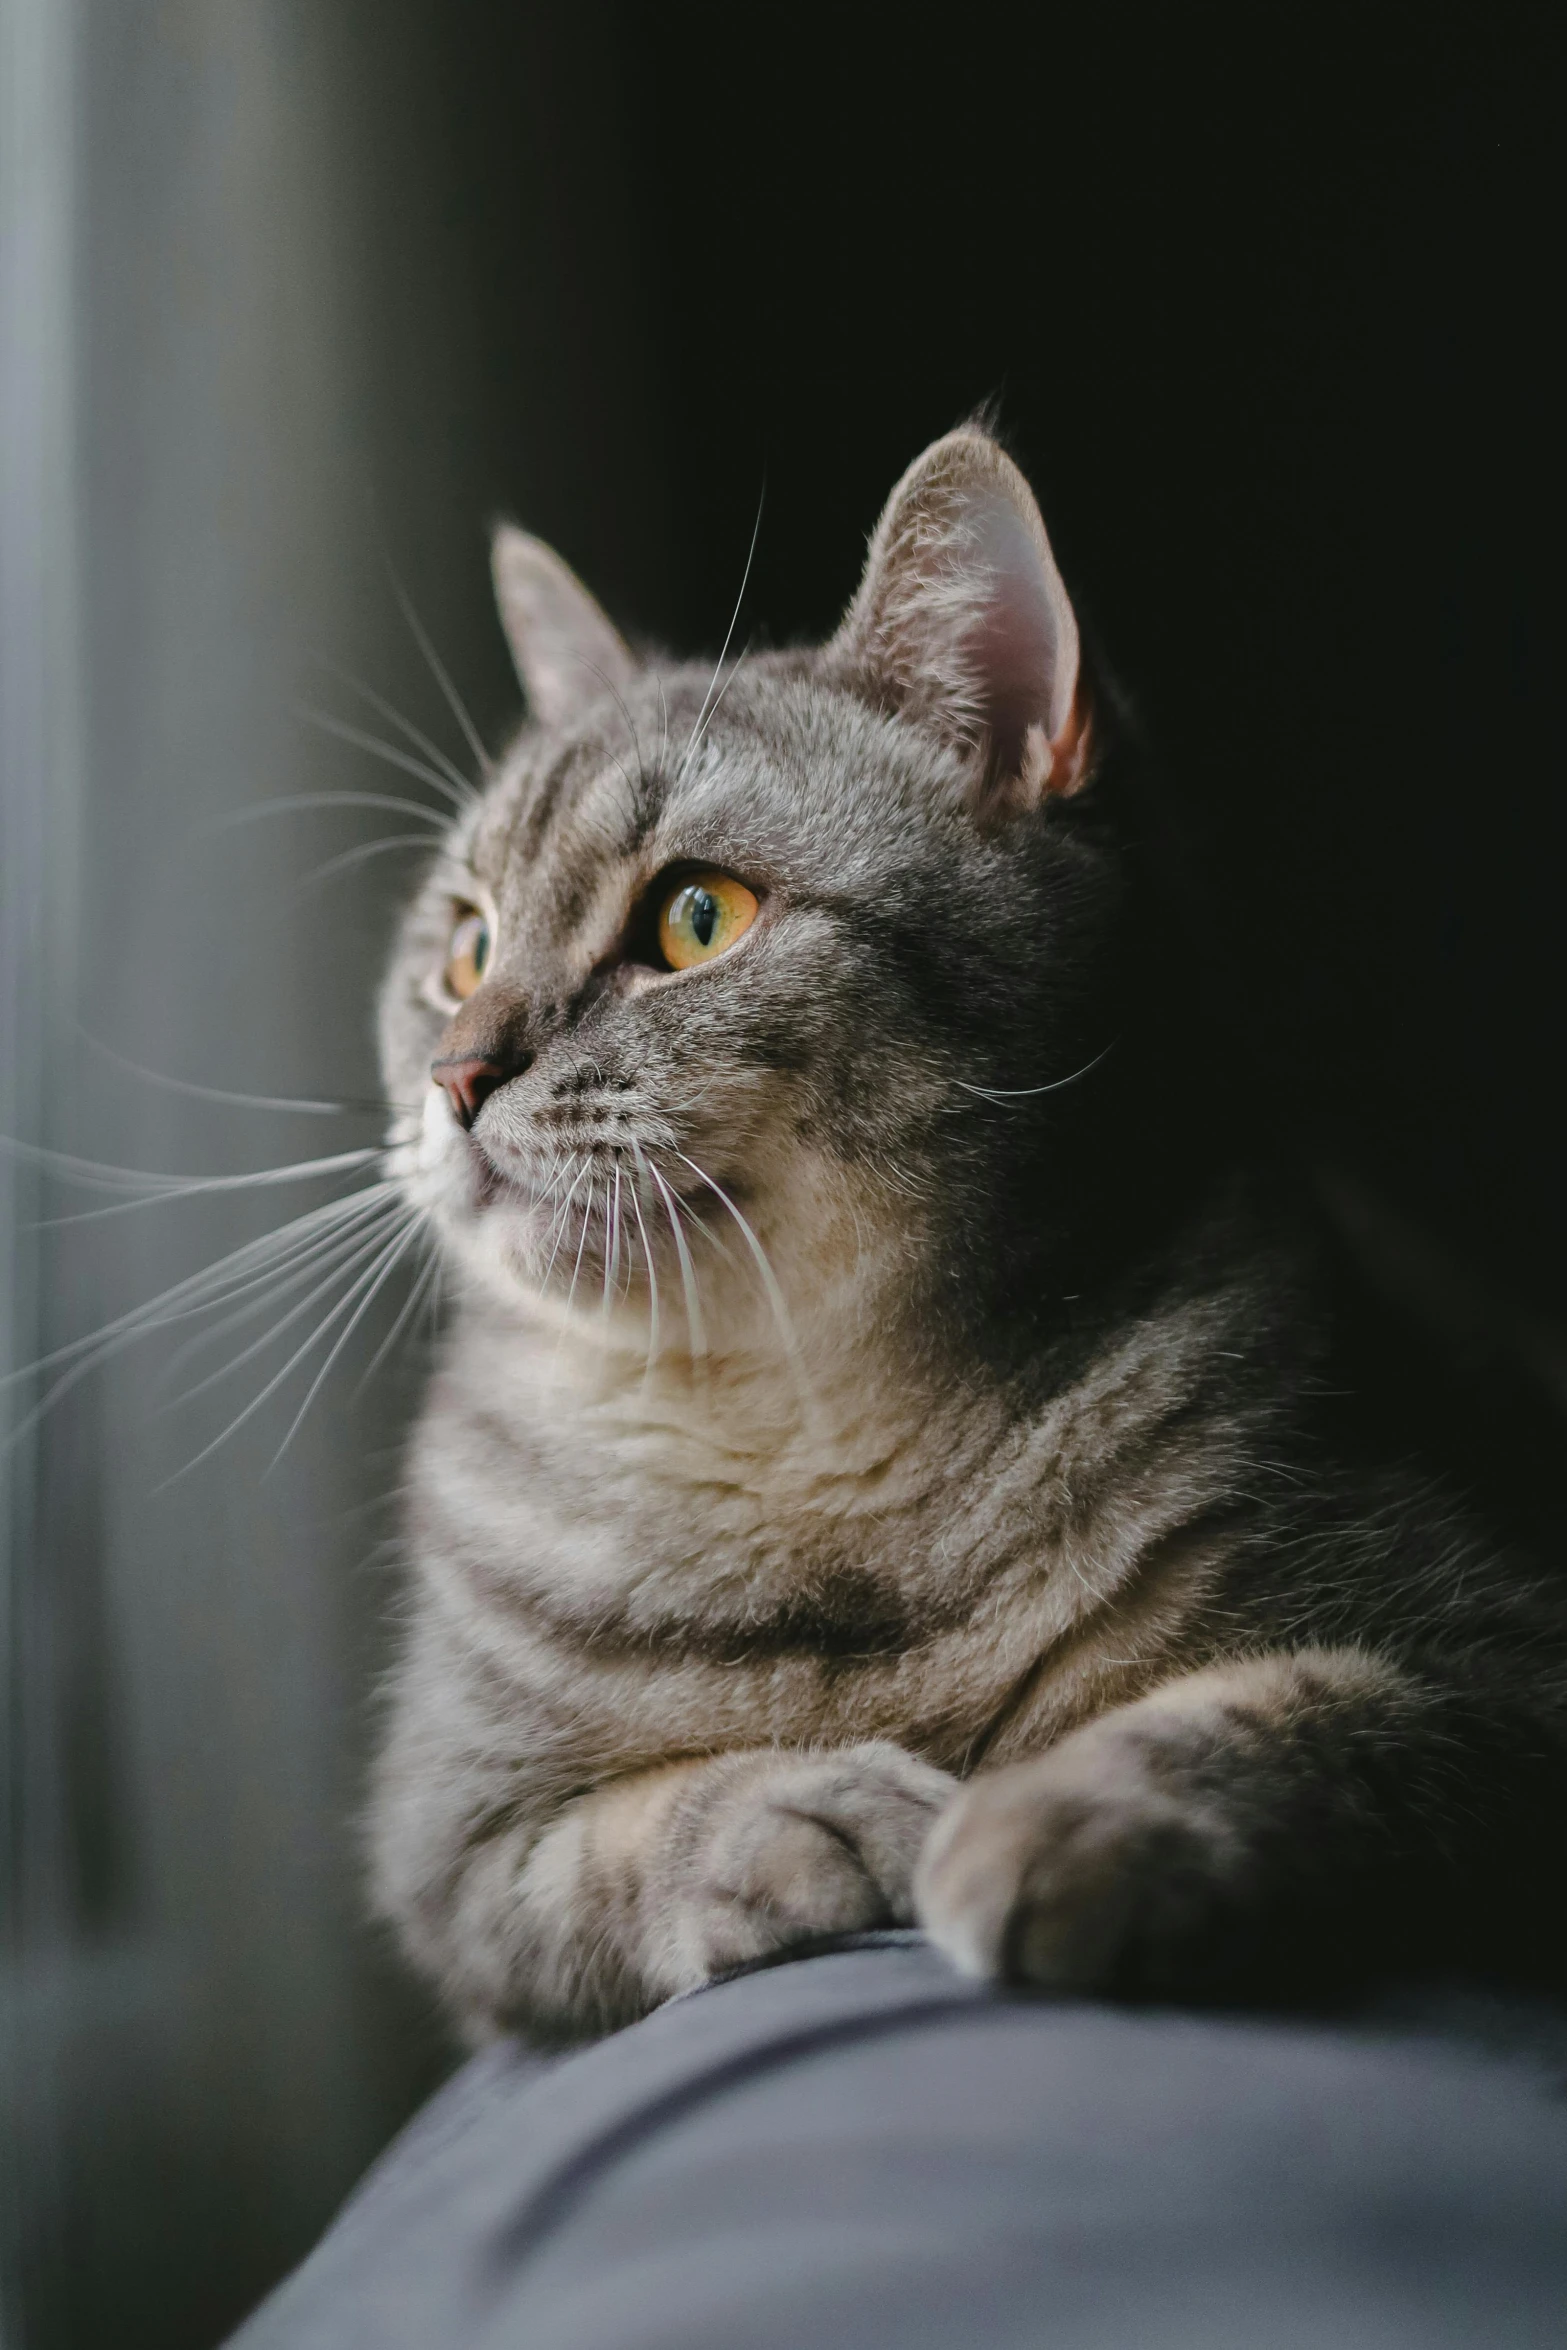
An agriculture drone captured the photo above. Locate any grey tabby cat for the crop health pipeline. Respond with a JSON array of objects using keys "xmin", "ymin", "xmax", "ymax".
[{"xmin": 371, "ymin": 427, "xmax": 1567, "ymax": 2041}]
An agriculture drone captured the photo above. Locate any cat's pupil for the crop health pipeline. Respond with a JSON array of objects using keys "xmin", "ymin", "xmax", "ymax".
[
  {"xmin": 689, "ymin": 890, "xmax": 717, "ymax": 948},
  {"xmin": 473, "ymin": 923, "xmax": 489, "ymax": 973}
]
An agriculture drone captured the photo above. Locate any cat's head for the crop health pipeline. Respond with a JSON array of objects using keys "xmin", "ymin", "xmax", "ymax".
[{"xmin": 380, "ymin": 428, "xmax": 1170, "ymax": 1365}]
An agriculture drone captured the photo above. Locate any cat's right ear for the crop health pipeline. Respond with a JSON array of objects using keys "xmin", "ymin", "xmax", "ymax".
[
  {"xmin": 828, "ymin": 429, "xmax": 1092, "ymax": 816},
  {"xmin": 490, "ymin": 525, "xmax": 640, "ymax": 731}
]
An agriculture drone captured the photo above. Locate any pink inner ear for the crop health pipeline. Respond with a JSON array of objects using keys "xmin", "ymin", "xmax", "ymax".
[
  {"xmin": 832, "ymin": 429, "xmax": 1089, "ymax": 802},
  {"xmin": 965, "ymin": 492, "xmax": 1080, "ymax": 764}
]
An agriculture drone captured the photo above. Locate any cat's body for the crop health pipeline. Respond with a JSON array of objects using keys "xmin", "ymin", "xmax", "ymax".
[{"xmin": 371, "ymin": 431, "xmax": 1567, "ymax": 2041}]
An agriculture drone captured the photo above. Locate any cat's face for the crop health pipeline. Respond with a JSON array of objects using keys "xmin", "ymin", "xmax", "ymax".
[{"xmin": 380, "ymin": 430, "xmax": 1122, "ymax": 1357}]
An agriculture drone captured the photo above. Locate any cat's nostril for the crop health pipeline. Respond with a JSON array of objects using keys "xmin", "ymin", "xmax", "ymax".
[{"xmin": 432, "ymin": 1053, "xmax": 531, "ymax": 1130}]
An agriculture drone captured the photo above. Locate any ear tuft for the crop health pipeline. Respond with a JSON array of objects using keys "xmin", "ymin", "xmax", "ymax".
[
  {"xmin": 830, "ymin": 431, "xmax": 1091, "ymax": 810},
  {"xmin": 490, "ymin": 525, "xmax": 639, "ymax": 731}
]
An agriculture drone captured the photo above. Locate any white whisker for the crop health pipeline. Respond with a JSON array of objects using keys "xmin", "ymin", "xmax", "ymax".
[
  {"xmin": 540, "ymin": 1159, "xmax": 591, "ymax": 1289},
  {"xmin": 267, "ymin": 1216, "xmax": 423, "ymax": 1469},
  {"xmin": 597, "ymin": 1160, "xmax": 621, "ymax": 1318},
  {"xmin": 297, "ymin": 835, "xmax": 439, "ymax": 890},
  {"xmin": 643, "ymin": 1151, "xmax": 705, "ymax": 1361},
  {"xmin": 683, "ymin": 633, "xmax": 753, "ymax": 772},
  {"xmin": 562, "ymin": 1173, "xmax": 596, "ymax": 1320},
  {"xmin": 955, "ymin": 1039, "xmax": 1117, "ymax": 1103},
  {"xmin": 680, "ymin": 482, "xmax": 764, "ymax": 769},
  {"xmin": 307, "ymin": 653, "xmax": 478, "ymax": 803},
  {"xmin": 75, "ymin": 1031, "xmax": 388, "ymax": 1118},
  {"xmin": 299, "ymin": 679, "xmax": 475, "ymax": 808},
  {"xmin": 162, "ymin": 1196, "xmax": 407, "ymax": 1408},
  {"xmin": 157, "ymin": 1186, "xmax": 404, "ymax": 1371},
  {"xmin": 662, "ymin": 1173, "xmax": 731, "ymax": 1266},
  {"xmin": 2, "ymin": 1134, "xmax": 383, "ymax": 1202},
  {"xmin": 418, "ymin": 1247, "xmax": 446, "ymax": 1358},
  {"xmin": 605, "ymin": 1163, "xmax": 624, "ymax": 1308},
  {"xmin": 3, "ymin": 1181, "xmax": 402, "ymax": 1398},
  {"xmin": 22, "ymin": 1144, "xmax": 388, "ymax": 1226},
  {"xmin": 2, "ymin": 1183, "xmax": 403, "ymax": 1447},
  {"xmin": 649, "ymin": 1074, "xmax": 728, "ymax": 1120},
  {"xmin": 295, "ymin": 706, "xmax": 469, "ymax": 811},
  {"xmin": 616, "ymin": 1181, "xmax": 631, "ymax": 1303},
  {"xmin": 158, "ymin": 1211, "xmax": 417, "ymax": 1486},
  {"xmin": 672, "ymin": 1150, "xmax": 809, "ymax": 1401},
  {"xmin": 202, "ymin": 791, "xmax": 448, "ymax": 838},
  {"xmin": 625, "ymin": 1158, "xmax": 661, "ymax": 1377},
  {"xmin": 355, "ymin": 1237, "xmax": 441, "ymax": 1395},
  {"xmin": 387, "ymin": 569, "xmax": 492, "ymax": 777},
  {"xmin": 574, "ymin": 659, "xmax": 645, "ymax": 783}
]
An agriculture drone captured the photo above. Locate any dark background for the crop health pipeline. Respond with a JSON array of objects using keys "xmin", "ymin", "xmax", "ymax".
[
  {"xmin": 4, "ymin": 6, "xmax": 1561, "ymax": 2345},
  {"xmin": 447, "ymin": 1, "xmax": 1565, "ymax": 1302}
]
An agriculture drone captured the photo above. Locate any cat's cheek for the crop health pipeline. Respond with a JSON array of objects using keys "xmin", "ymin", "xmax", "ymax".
[{"xmin": 914, "ymin": 1736, "xmax": 1247, "ymax": 1994}]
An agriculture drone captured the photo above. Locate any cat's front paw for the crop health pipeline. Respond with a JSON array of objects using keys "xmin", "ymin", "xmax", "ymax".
[
  {"xmin": 915, "ymin": 1722, "xmax": 1252, "ymax": 1998},
  {"xmin": 657, "ymin": 1743, "xmax": 958, "ymax": 1990}
]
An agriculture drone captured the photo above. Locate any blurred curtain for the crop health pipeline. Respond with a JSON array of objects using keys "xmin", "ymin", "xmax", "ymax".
[{"xmin": 0, "ymin": 5, "xmax": 656, "ymax": 2342}]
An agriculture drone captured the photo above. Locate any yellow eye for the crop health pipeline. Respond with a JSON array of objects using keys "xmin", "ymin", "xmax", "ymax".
[
  {"xmin": 444, "ymin": 909, "xmax": 491, "ymax": 1000},
  {"xmin": 655, "ymin": 870, "xmax": 759, "ymax": 971}
]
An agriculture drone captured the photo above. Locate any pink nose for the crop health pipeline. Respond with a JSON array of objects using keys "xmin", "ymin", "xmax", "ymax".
[{"xmin": 432, "ymin": 1055, "xmax": 510, "ymax": 1129}]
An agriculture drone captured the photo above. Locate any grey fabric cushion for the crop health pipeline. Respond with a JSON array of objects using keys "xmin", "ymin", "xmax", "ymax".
[{"xmin": 229, "ymin": 1935, "xmax": 1567, "ymax": 2349}]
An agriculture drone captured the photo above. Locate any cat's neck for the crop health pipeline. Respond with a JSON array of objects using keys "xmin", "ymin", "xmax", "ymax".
[
  {"xmin": 452, "ymin": 1264, "xmax": 971, "ymax": 1510},
  {"xmin": 436, "ymin": 1168, "xmax": 1289, "ymax": 1526}
]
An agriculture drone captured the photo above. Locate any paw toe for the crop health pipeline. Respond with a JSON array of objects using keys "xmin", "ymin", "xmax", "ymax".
[{"xmin": 917, "ymin": 1762, "xmax": 1242, "ymax": 1996}]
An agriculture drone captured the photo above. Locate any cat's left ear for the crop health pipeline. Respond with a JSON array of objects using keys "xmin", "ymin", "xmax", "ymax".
[
  {"xmin": 490, "ymin": 524, "xmax": 640, "ymax": 731},
  {"xmin": 829, "ymin": 428, "xmax": 1092, "ymax": 813}
]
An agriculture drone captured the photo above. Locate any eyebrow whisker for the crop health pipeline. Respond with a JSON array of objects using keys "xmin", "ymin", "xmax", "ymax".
[
  {"xmin": 304, "ymin": 654, "xmax": 479, "ymax": 806},
  {"xmin": 680, "ymin": 478, "xmax": 764, "ymax": 770},
  {"xmin": 296, "ymin": 835, "xmax": 439, "ymax": 891},
  {"xmin": 201, "ymin": 791, "xmax": 448, "ymax": 840},
  {"xmin": 385, "ymin": 562, "xmax": 493, "ymax": 777},
  {"xmin": 294, "ymin": 705, "xmax": 470, "ymax": 811},
  {"xmin": 955, "ymin": 1038, "xmax": 1118, "ymax": 1103}
]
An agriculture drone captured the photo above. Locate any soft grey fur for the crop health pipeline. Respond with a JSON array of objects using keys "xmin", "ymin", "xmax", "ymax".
[{"xmin": 370, "ymin": 431, "xmax": 1567, "ymax": 2041}]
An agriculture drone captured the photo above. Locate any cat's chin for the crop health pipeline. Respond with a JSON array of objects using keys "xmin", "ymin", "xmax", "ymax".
[{"xmin": 431, "ymin": 1153, "xmax": 701, "ymax": 1313}]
